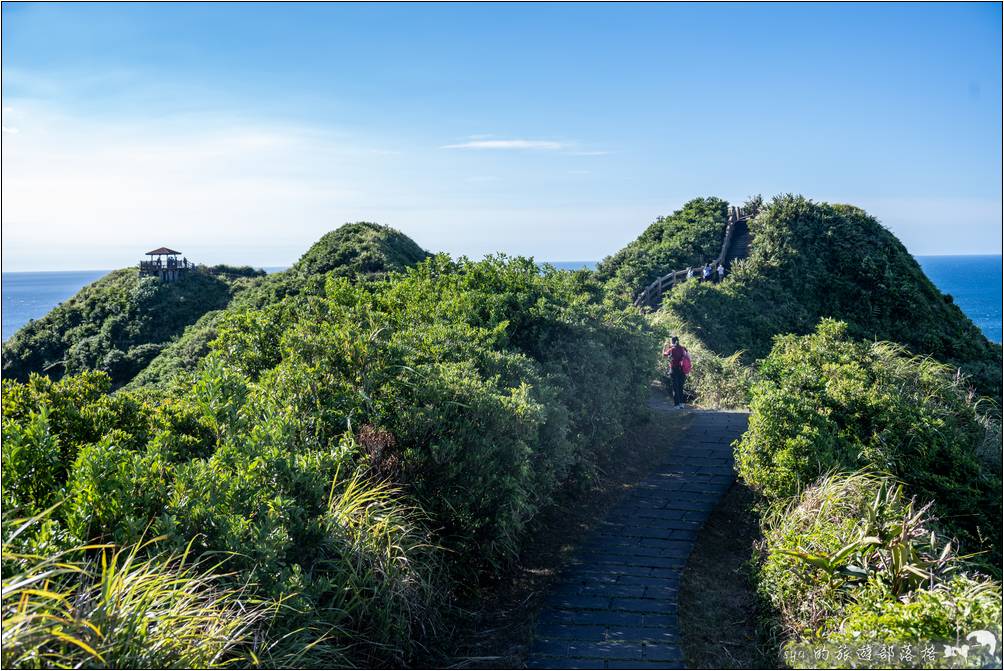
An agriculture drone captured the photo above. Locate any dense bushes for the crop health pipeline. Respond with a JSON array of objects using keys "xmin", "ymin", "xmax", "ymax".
[
  {"xmin": 1, "ymin": 253, "xmax": 656, "ymax": 666},
  {"xmin": 199, "ymin": 254, "xmax": 656, "ymax": 569},
  {"xmin": 1, "ymin": 372, "xmax": 212, "ymax": 517},
  {"xmin": 740, "ymin": 324, "xmax": 1002, "ymax": 668},
  {"xmin": 737, "ymin": 320, "xmax": 1001, "ymax": 559},
  {"xmin": 128, "ymin": 222, "xmax": 431, "ymax": 391}
]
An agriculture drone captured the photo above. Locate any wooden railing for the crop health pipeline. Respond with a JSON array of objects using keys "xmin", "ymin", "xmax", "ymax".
[{"xmin": 633, "ymin": 205, "xmax": 754, "ymax": 309}]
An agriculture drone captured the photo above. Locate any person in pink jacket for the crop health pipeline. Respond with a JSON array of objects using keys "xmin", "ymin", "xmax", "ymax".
[{"xmin": 663, "ymin": 336, "xmax": 689, "ymax": 408}]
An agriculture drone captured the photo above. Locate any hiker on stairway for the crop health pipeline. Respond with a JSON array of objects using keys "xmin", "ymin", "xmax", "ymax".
[
  {"xmin": 717, "ymin": 262, "xmax": 725, "ymax": 282},
  {"xmin": 686, "ymin": 267, "xmax": 695, "ymax": 281},
  {"xmin": 663, "ymin": 336, "xmax": 691, "ymax": 408},
  {"xmin": 702, "ymin": 263, "xmax": 712, "ymax": 282}
]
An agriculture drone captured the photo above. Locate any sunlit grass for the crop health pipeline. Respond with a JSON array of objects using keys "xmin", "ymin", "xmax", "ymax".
[{"xmin": 2, "ymin": 510, "xmax": 271, "ymax": 669}]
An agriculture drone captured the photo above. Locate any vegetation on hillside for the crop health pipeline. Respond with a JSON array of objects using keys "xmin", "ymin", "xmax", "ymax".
[
  {"xmin": 1, "ymin": 266, "xmax": 259, "ymax": 388},
  {"xmin": 737, "ymin": 319, "xmax": 1001, "ymax": 559},
  {"xmin": 738, "ymin": 324, "xmax": 1002, "ymax": 667},
  {"xmin": 1, "ymin": 254, "xmax": 655, "ymax": 666},
  {"xmin": 610, "ymin": 196, "xmax": 1003, "ymax": 667},
  {"xmin": 658, "ymin": 194, "xmax": 1001, "ymax": 398},
  {"xmin": 128, "ymin": 222, "xmax": 431, "ymax": 390},
  {"xmin": 4, "ymin": 198, "xmax": 1001, "ymax": 668},
  {"xmin": 595, "ymin": 196, "xmax": 729, "ymax": 296}
]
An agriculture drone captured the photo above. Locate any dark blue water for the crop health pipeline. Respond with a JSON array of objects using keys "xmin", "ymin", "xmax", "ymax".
[
  {"xmin": 2, "ymin": 257, "xmax": 1000, "ymax": 343},
  {"xmin": 916, "ymin": 255, "xmax": 1002, "ymax": 343}
]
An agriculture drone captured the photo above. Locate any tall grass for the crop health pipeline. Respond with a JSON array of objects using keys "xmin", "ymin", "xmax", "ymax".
[
  {"xmin": 314, "ymin": 468, "xmax": 443, "ymax": 665},
  {"xmin": 1, "ymin": 469, "xmax": 445, "ymax": 669},
  {"xmin": 756, "ymin": 471, "xmax": 1002, "ymax": 665},
  {"xmin": 2, "ymin": 512, "xmax": 271, "ymax": 669}
]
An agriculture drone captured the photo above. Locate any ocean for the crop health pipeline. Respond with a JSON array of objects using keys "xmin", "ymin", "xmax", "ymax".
[{"xmin": 2, "ymin": 256, "xmax": 1001, "ymax": 343}]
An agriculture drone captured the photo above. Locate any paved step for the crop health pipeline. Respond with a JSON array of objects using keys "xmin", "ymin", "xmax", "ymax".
[{"xmin": 525, "ymin": 409, "xmax": 748, "ymax": 670}]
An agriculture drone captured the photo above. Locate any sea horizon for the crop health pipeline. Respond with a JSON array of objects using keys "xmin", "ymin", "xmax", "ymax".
[{"xmin": 3, "ymin": 255, "xmax": 1002, "ymax": 343}]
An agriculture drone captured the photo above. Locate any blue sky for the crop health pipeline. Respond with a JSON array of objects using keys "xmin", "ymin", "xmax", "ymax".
[{"xmin": 2, "ymin": 2, "xmax": 1001, "ymax": 270}]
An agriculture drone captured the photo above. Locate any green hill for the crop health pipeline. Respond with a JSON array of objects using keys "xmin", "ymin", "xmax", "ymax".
[
  {"xmin": 289, "ymin": 221, "xmax": 430, "ymax": 278},
  {"xmin": 3, "ymin": 223, "xmax": 430, "ymax": 391},
  {"xmin": 128, "ymin": 222, "xmax": 431, "ymax": 389},
  {"xmin": 1, "ymin": 266, "xmax": 260, "ymax": 388},
  {"xmin": 639, "ymin": 194, "xmax": 1002, "ymax": 398}
]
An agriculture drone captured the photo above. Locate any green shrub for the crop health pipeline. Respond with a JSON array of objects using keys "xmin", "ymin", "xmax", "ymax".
[
  {"xmin": 1, "ymin": 372, "xmax": 148, "ymax": 516},
  {"xmin": 0, "ymin": 372, "xmax": 212, "ymax": 522},
  {"xmin": 0, "ymin": 407, "xmax": 62, "ymax": 515},
  {"xmin": 66, "ymin": 440, "xmax": 174, "ymax": 545},
  {"xmin": 737, "ymin": 320, "xmax": 1001, "ymax": 559},
  {"xmin": 829, "ymin": 575, "xmax": 1002, "ymax": 648}
]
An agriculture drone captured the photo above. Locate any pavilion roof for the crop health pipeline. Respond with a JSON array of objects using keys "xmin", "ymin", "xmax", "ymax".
[{"xmin": 145, "ymin": 247, "xmax": 182, "ymax": 256}]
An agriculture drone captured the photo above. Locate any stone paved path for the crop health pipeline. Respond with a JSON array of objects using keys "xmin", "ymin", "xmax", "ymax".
[{"xmin": 525, "ymin": 406, "xmax": 749, "ymax": 670}]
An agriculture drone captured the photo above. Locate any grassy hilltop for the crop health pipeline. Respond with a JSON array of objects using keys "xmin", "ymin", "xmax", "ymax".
[
  {"xmin": 129, "ymin": 222, "xmax": 431, "ymax": 388},
  {"xmin": 1, "ymin": 222, "xmax": 430, "ymax": 391},
  {"xmin": 606, "ymin": 194, "xmax": 1001, "ymax": 398},
  {"xmin": 1, "ymin": 265, "xmax": 262, "ymax": 387},
  {"xmin": 2, "ymin": 199, "xmax": 1001, "ymax": 669}
]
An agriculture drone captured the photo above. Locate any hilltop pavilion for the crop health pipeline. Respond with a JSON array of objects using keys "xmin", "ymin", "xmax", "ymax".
[{"xmin": 139, "ymin": 247, "xmax": 191, "ymax": 282}]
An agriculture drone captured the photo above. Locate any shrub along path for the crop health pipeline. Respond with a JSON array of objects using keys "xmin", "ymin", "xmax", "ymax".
[{"xmin": 525, "ymin": 404, "xmax": 748, "ymax": 669}]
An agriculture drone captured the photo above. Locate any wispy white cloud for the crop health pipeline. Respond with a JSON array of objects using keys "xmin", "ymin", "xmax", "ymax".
[
  {"xmin": 1, "ymin": 126, "xmax": 19, "ymax": 134},
  {"xmin": 442, "ymin": 139, "xmax": 565, "ymax": 150}
]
